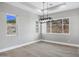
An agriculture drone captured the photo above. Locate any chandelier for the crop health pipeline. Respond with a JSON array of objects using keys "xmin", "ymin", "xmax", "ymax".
[{"xmin": 39, "ymin": 2, "xmax": 52, "ymax": 21}]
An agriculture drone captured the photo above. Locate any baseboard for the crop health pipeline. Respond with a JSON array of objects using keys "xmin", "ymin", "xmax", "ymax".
[
  {"xmin": 0, "ymin": 39, "xmax": 79, "ymax": 53},
  {"xmin": 0, "ymin": 40, "xmax": 40, "ymax": 53},
  {"xmin": 41, "ymin": 40, "xmax": 79, "ymax": 48}
]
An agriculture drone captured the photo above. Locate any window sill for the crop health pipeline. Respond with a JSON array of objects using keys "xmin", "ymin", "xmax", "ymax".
[
  {"xmin": 6, "ymin": 35, "xmax": 16, "ymax": 36},
  {"xmin": 43, "ymin": 33, "xmax": 70, "ymax": 35}
]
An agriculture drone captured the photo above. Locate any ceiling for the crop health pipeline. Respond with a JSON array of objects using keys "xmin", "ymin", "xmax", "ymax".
[
  {"xmin": 6, "ymin": 2, "xmax": 79, "ymax": 15},
  {"xmin": 22, "ymin": 2, "xmax": 64, "ymax": 10}
]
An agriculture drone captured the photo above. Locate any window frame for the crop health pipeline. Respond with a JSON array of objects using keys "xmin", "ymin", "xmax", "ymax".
[
  {"xmin": 46, "ymin": 18, "xmax": 70, "ymax": 35},
  {"xmin": 5, "ymin": 13, "xmax": 17, "ymax": 36}
]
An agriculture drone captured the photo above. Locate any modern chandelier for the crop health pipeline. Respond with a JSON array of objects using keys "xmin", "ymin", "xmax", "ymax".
[{"xmin": 39, "ymin": 2, "xmax": 52, "ymax": 21}]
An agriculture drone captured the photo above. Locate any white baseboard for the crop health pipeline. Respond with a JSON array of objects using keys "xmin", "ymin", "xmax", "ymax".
[
  {"xmin": 0, "ymin": 40, "xmax": 40, "ymax": 53},
  {"xmin": 41, "ymin": 40, "xmax": 79, "ymax": 48},
  {"xmin": 0, "ymin": 39, "xmax": 79, "ymax": 53}
]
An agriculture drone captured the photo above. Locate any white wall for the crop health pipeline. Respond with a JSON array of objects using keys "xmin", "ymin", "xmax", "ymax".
[
  {"xmin": 42, "ymin": 8, "xmax": 79, "ymax": 45},
  {"xmin": 0, "ymin": 3, "xmax": 39, "ymax": 49}
]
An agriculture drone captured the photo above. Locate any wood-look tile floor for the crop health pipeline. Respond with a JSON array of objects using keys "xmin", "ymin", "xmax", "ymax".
[{"xmin": 0, "ymin": 41, "xmax": 79, "ymax": 57}]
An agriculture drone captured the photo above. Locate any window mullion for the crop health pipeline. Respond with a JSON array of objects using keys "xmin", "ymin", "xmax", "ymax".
[{"xmin": 62, "ymin": 19, "xmax": 64, "ymax": 33}]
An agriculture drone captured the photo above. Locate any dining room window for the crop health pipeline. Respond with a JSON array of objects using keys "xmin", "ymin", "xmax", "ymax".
[{"xmin": 46, "ymin": 18, "xmax": 69, "ymax": 33}]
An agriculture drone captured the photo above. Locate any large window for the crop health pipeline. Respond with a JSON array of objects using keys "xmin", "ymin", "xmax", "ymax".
[
  {"xmin": 63, "ymin": 18, "xmax": 69, "ymax": 33},
  {"xmin": 6, "ymin": 14, "xmax": 16, "ymax": 35},
  {"xmin": 47, "ymin": 18, "xmax": 69, "ymax": 33}
]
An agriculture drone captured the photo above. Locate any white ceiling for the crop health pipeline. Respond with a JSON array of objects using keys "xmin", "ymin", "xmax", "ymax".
[
  {"xmin": 23, "ymin": 2, "xmax": 64, "ymax": 10},
  {"xmin": 6, "ymin": 2, "xmax": 79, "ymax": 15}
]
